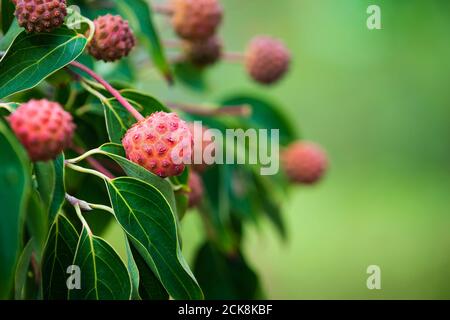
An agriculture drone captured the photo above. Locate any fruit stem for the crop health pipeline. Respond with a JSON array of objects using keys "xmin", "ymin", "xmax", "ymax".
[
  {"xmin": 88, "ymin": 203, "xmax": 115, "ymax": 215},
  {"xmin": 166, "ymin": 102, "xmax": 252, "ymax": 117},
  {"xmin": 74, "ymin": 203, "xmax": 93, "ymax": 236},
  {"xmin": 163, "ymin": 39, "xmax": 182, "ymax": 49},
  {"xmin": 152, "ymin": 3, "xmax": 174, "ymax": 15},
  {"xmin": 65, "ymin": 162, "xmax": 111, "ymax": 181},
  {"xmin": 69, "ymin": 61, "xmax": 144, "ymax": 122},
  {"xmin": 222, "ymin": 51, "xmax": 246, "ymax": 63},
  {"xmin": 70, "ymin": 145, "xmax": 115, "ymax": 179},
  {"xmin": 65, "ymin": 194, "xmax": 93, "ymax": 211}
]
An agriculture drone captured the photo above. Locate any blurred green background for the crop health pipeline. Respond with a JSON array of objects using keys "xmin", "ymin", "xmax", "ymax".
[{"xmin": 105, "ymin": 0, "xmax": 450, "ymax": 299}]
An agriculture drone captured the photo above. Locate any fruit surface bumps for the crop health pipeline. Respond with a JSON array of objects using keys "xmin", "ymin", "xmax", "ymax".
[
  {"xmin": 122, "ymin": 112, "xmax": 193, "ymax": 178},
  {"xmin": 172, "ymin": 0, "xmax": 223, "ymax": 41},
  {"xmin": 282, "ymin": 142, "xmax": 328, "ymax": 184},
  {"xmin": 245, "ymin": 36, "xmax": 291, "ymax": 85},
  {"xmin": 188, "ymin": 171, "xmax": 204, "ymax": 208},
  {"xmin": 183, "ymin": 36, "xmax": 222, "ymax": 67},
  {"xmin": 13, "ymin": 0, "xmax": 67, "ymax": 33},
  {"xmin": 9, "ymin": 99, "xmax": 75, "ymax": 162},
  {"xmin": 87, "ymin": 14, "xmax": 136, "ymax": 62}
]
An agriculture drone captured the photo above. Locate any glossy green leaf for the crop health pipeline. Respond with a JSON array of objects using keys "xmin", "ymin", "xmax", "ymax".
[
  {"xmin": 120, "ymin": 89, "xmax": 170, "ymax": 113},
  {"xmin": 41, "ymin": 214, "xmax": 79, "ymax": 300},
  {"xmin": 115, "ymin": 0, "xmax": 173, "ymax": 83},
  {"xmin": 0, "ymin": 27, "xmax": 87, "ymax": 99},
  {"xmin": 106, "ymin": 177, "xmax": 203, "ymax": 299},
  {"xmin": 0, "ymin": 19, "xmax": 22, "ymax": 52},
  {"xmin": 84, "ymin": 143, "xmax": 178, "ymax": 217},
  {"xmin": 194, "ymin": 242, "xmax": 260, "ymax": 300},
  {"xmin": 126, "ymin": 238, "xmax": 169, "ymax": 300},
  {"xmin": 26, "ymin": 191, "xmax": 48, "ymax": 257},
  {"xmin": 103, "ymin": 90, "xmax": 169, "ymax": 144},
  {"xmin": 175, "ymin": 191, "xmax": 189, "ymax": 220},
  {"xmin": 124, "ymin": 238, "xmax": 141, "ymax": 300},
  {"xmin": 34, "ymin": 154, "xmax": 65, "ymax": 224},
  {"xmin": 0, "ymin": 120, "xmax": 30, "ymax": 299},
  {"xmin": 14, "ymin": 239, "xmax": 34, "ymax": 300},
  {"xmin": 68, "ymin": 228, "xmax": 132, "ymax": 300},
  {"xmin": 222, "ymin": 94, "xmax": 299, "ymax": 146}
]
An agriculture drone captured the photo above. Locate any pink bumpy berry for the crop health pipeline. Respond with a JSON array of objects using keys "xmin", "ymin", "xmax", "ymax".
[
  {"xmin": 87, "ymin": 14, "xmax": 136, "ymax": 62},
  {"xmin": 245, "ymin": 36, "xmax": 291, "ymax": 85},
  {"xmin": 172, "ymin": 0, "xmax": 223, "ymax": 41},
  {"xmin": 13, "ymin": 0, "xmax": 67, "ymax": 33},
  {"xmin": 9, "ymin": 99, "xmax": 75, "ymax": 162},
  {"xmin": 281, "ymin": 142, "xmax": 328, "ymax": 184},
  {"xmin": 188, "ymin": 171, "xmax": 204, "ymax": 208},
  {"xmin": 122, "ymin": 112, "xmax": 193, "ymax": 178}
]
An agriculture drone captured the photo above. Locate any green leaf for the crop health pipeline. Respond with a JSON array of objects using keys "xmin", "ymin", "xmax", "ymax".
[
  {"xmin": 89, "ymin": 143, "xmax": 178, "ymax": 217},
  {"xmin": 103, "ymin": 90, "xmax": 168, "ymax": 144},
  {"xmin": 221, "ymin": 94, "xmax": 299, "ymax": 146},
  {"xmin": 68, "ymin": 228, "xmax": 132, "ymax": 300},
  {"xmin": 0, "ymin": 120, "xmax": 30, "ymax": 299},
  {"xmin": 1, "ymin": 0, "xmax": 16, "ymax": 34},
  {"xmin": 194, "ymin": 242, "xmax": 261, "ymax": 300},
  {"xmin": 0, "ymin": 19, "xmax": 22, "ymax": 52},
  {"xmin": 201, "ymin": 165, "xmax": 237, "ymax": 251},
  {"xmin": 14, "ymin": 238, "xmax": 34, "ymax": 300},
  {"xmin": 0, "ymin": 27, "xmax": 87, "ymax": 99},
  {"xmin": 124, "ymin": 238, "xmax": 141, "ymax": 300},
  {"xmin": 115, "ymin": 0, "xmax": 173, "ymax": 83},
  {"xmin": 105, "ymin": 176, "xmax": 203, "ymax": 299},
  {"xmin": 126, "ymin": 238, "xmax": 169, "ymax": 300},
  {"xmin": 0, "ymin": 102, "xmax": 19, "ymax": 116},
  {"xmin": 252, "ymin": 172, "xmax": 287, "ymax": 239},
  {"xmin": 34, "ymin": 154, "xmax": 65, "ymax": 224},
  {"xmin": 42, "ymin": 214, "xmax": 79, "ymax": 300},
  {"xmin": 120, "ymin": 89, "xmax": 170, "ymax": 113},
  {"xmin": 26, "ymin": 190, "xmax": 48, "ymax": 257},
  {"xmin": 174, "ymin": 62, "xmax": 208, "ymax": 92},
  {"xmin": 175, "ymin": 191, "xmax": 189, "ymax": 220}
]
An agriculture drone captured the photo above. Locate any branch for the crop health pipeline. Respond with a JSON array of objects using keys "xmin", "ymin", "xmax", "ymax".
[
  {"xmin": 69, "ymin": 61, "xmax": 144, "ymax": 122},
  {"xmin": 152, "ymin": 3, "xmax": 174, "ymax": 15},
  {"xmin": 166, "ymin": 102, "xmax": 252, "ymax": 117}
]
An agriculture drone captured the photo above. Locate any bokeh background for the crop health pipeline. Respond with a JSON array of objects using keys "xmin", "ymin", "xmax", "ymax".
[{"xmin": 105, "ymin": 0, "xmax": 450, "ymax": 299}]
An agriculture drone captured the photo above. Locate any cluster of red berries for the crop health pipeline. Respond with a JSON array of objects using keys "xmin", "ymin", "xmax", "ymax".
[
  {"xmin": 167, "ymin": 0, "xmax": 290, "ymax": 85},
  {"xmin": 9, "ymin": 0, "xmax": 325, "ymax": 209}
]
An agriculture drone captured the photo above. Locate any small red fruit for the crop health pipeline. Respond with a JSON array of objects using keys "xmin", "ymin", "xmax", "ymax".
[
  {"xmin": 188, "ymin": 171, "xmax": 204, "ymax": 208},
  {"xmin": 122, "ymin": 112, "xmax": 193, "ymax": 178},
  {"xmin": 281, "ymin": 142, "xmax": 327, "ymax": 184},
  {"xmin": 87, "ymin": 14, "xmax": 136, "ymax": 62},
  {"xmin": 172, "ymin": 0, "xmax": 223, "ymax": 41},
  {"xmin": 9, "ymin": 99, "xmax": 75, "ymax": 162},
  {"xmin": 245, "ymin": 36, "xmax": 291, "ymax": 85},
  {"xmin": 13, "ymin": 0, "xmax": 67, "ymax": 33},
  {"xmin": 183, "ymin": 36, "xmax": 222, "ymax": 67}
]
